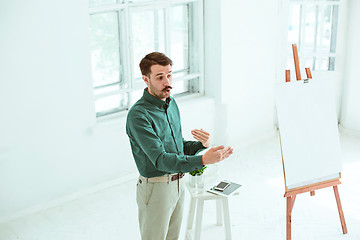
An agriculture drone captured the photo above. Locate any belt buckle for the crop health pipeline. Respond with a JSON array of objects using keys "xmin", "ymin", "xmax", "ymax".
[{"xmin": 170, "ymin": 173, "xmax": 178, "ymax": 182}]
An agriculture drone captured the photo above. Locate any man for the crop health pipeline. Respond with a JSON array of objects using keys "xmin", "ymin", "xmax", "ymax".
[{"xmin": 126, "ymin": 52, "xmax": 233, "ymax": 240}]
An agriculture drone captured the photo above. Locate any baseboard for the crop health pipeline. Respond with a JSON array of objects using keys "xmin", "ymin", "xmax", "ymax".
[
  {"xmin": 0, "ymin": 172, "xmax": 138, "ymax": 225},
  {"xmin": 339, "ymin": 124, "xmax": 360, "ymax": 136}
]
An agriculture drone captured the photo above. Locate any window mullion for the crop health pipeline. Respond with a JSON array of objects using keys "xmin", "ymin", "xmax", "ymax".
[
  {"xmin": 298, "ymin": 4, "xmax": 303, "ymax": 51},
  {"xmin": 154, "ymin": 10, "xmax": 160, "ymax": 51},
  {"xmin": 196, "ymin": 0, "xmax": 204, "ymax": 94},
  {"xmin": 188, "ymin": 3, "xmax": 194, "ymax": 73},
  {"xmin": 127, "ymin": 6, "xmax": 134, "ymax": 91},
  {"xmin": 316, "ymin": 4, "xmax": 324, "ymax": 55},
  {"xmin": 313, "ymin": 5, "xmax": 319, "ymax": 70},
  {"xmin": 330, "ymin": 5, "xmax": 339, "ymax": 54},
  {"xmin": 164, "ymin": 6, "xmax": 171, "ymax": 57},
  {"xmin": 116, "ymin": 11, "xmax": 122, "ymax": 88},
  {"xmin": 121, "ymin": 5, "xmax": 132, "ymax": 109}
]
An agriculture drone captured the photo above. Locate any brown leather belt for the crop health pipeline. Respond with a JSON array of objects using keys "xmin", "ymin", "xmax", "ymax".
[
  {"xmin": 170, "ymin": 173, "xmax": 185, "ymax": 181},
  {"xmin": 140, "ymin": 173, "xmax": 185, "ymax": 183}
]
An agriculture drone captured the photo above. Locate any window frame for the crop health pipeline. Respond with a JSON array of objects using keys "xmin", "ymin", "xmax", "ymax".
[
  {"xmin": 287, "ymin": 0, "xmax": 342, "ymax": 72},
  {"xmin": 89, "ymin": 0, "xmax": 204, "ymax": 118}
]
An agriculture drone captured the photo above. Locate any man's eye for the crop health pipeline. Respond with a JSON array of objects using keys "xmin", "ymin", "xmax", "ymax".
[{"xmin": 159, "ymin": 76, "xmax": 163, "ymax": 80}]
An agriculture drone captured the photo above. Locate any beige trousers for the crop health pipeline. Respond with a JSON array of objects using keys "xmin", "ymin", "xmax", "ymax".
[{"xmin": 136, "ymin": 176, "xmax": 185, "ymax": 240}]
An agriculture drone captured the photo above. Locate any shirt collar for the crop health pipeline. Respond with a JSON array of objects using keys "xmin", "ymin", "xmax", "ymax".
[{"xmin": 143, "ymin": 88, "xmax": 172, "ymax": 110}]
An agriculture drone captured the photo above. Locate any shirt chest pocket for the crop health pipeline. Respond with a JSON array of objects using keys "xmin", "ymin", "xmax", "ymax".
[{"xmin": 155, "ymin": 122, "xmax": 177, "ymax": 152}]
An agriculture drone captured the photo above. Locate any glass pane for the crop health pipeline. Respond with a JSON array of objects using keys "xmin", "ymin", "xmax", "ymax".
[
  {"xmin": 316, "ymin": 5, "xmax": 331, "ymax": 53},
  {"xmin": 329, "ymin": 57, "xmax": 335, "ymax": 70},
  {"xmin": 172, "ymin": 80, "xmax": 189, "ymax": 95},
  {"xmin": 172, "ymin": 78, "xmax": 199, "ymax": 96},
  {"xmin": 95, "ymin": 93, "xmax": 128, "ymax": 115},
  {"xmin": 302, "ymin": 4, "xmax": 317, "ymax": 52},
  {"xmin": 189, "ymin": 78, "xmax": 199, "ymax": 93},
  {"xmin": 89, "ymin": 12, "xmax": 121, "ymax": 88},
  {"xmin": 314, "ymin": 57, "xmax": 329, "ymax": 71},
  {"xmin": 330, "ymin": 5, "xmax": 339, "ymax": 53},
  {"xmin": 170, "ymin": 5, "xmax": 189, "ymax": 72},
  {"xmin": 288, "ymin": 4, "xmax": 301, "ymax": 44},
  {"xmin": 89, "ymin": 0, "xmax": 117, "ymax": 7},
  {"xmin": 131, "ymin": 9, "xmax": 165, "ymax": 80}
]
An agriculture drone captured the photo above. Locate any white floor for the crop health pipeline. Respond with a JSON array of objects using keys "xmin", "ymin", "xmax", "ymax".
[{"xmin": 1, "ymin": 132, "xmax": 360, "ymax": 240}]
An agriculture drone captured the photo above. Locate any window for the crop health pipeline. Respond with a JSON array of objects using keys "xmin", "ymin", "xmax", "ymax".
[
  {"xmin": 89, "ymin": 0, "xmax": 204, "ymax": 117},
  {"xmin": 287, "ymin": 0, "xmax": 341, "ymax": 71}
]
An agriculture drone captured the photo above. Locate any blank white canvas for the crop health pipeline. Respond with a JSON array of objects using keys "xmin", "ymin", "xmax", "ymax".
[{"xmin": 275, "ymin": 78, "xmax": 342, "ymax": 190}]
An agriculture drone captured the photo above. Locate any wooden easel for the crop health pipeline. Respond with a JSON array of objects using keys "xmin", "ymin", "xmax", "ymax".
[{"xmin": 282, "ymin": 44, "xmax": 348, "ymax": 240}]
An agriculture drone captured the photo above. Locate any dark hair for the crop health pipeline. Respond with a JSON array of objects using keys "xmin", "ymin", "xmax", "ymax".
[{"xmin": 139, "ymin": 52, "xmax": 173, "ymax": 76}]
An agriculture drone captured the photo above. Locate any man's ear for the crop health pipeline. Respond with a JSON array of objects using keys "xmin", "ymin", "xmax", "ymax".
[{"xmin": 142, "ymin": 75, "xmax": 149, "ymax": 85}]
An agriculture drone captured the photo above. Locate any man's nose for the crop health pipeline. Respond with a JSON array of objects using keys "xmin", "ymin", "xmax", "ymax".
[{"xmin": 163, "ymin": 76, "xmax": 171, "ymax": 85}]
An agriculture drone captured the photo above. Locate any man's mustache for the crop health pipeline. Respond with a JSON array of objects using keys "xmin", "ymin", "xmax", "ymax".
[{"xmin": 163, "ymin": 86, "xmax": 173, "ymax": 91}]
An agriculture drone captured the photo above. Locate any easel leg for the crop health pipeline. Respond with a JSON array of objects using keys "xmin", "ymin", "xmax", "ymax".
[
  {"xmin": 333, "ymin": 185, "xmax": 348, "ymax": 234},
  {"xmin": 286, "ymin": 197, "xmax": 291, "ymax": 240},
  {"xmin": 286, "ymin": 196, "xmax": 296, "ymax": 240}
]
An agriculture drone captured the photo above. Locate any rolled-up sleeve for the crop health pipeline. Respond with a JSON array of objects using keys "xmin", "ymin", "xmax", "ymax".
[{"xmin": 127, "ymin": 111, "xmax": 203, "ymax": 174}]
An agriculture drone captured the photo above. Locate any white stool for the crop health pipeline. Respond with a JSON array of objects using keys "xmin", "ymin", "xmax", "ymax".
[{"xmin": 185, "ymin": 183, "xmax": 232, "ymax": 240}]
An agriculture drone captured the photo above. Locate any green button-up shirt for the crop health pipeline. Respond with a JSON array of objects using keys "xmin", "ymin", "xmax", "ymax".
[{"xmin": 126, "ymin": 89, "xmax": 205, "ymax": 178}]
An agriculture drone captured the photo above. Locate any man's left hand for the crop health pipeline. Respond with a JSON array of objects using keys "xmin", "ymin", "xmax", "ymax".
[{"xmin": 191, "ymin": 129, "xmax": 211, "ymax": 148}]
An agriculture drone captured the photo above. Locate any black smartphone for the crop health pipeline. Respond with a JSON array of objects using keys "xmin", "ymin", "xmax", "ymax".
[{"xmin": 214, "ymin": 181, "xmax": 230, "ymax": 191}]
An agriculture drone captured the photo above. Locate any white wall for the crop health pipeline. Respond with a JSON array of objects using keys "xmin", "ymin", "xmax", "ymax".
[
  {"xmin": 0, "ymin": 0, "xmax": 111, "ymax": 218},
  {"xmin": 204, "ymin": 0, "xmax": 352, "ymax": 149},
  {"xmin": 205, "ymin": 0, "xmax": 280, "ymax": 147},
  {"xmin": 0, "ymin": 0, "xmax": 215, "ymax": 221},
  {"xmin": 1, "ymin": 0, "xmax": 357, "ymax": 222},
  {"xmin": 340, "ymin": 0, "xmax": 360, "ymax": 131}
]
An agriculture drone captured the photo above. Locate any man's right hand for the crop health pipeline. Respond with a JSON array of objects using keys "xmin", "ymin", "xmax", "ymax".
[{"xmin": 202, "ymin": 145, "xmax": 234, "ymax": 165}]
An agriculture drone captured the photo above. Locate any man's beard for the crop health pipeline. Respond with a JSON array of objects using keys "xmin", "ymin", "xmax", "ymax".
[
  {"xmin": 149, "ymin": 83, "xmax": 173, "ymax": 99},
  {"xmin": 160, "ymin": 86, "xmax": 172, "ymax": 98}
]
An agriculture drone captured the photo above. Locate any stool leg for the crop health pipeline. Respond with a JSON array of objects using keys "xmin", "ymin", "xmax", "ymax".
[
  {"xmin": 222, "ymin": 198, "xmax": 232, "ymax": 240},
  {"xmin": 216, "ymin": 199, "xmax": 223, "ymax": 226},
  {"xmin": 187, "ymin": 197, "xmax": 197, "ymax": 230},
  {"xmin": 194, "ymin": 199, "xmax": 205, "ymax": 240}
]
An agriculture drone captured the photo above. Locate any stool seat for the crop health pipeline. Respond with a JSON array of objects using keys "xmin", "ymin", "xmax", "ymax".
[{"xmin": 185, "ymin": 182, "xmax": 233, "ymax": 240}]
